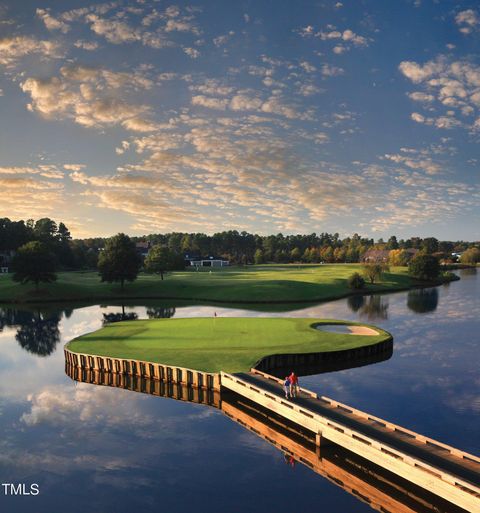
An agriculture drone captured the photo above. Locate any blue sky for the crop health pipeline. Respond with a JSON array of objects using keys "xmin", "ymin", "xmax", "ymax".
[{"xmin": 0, "ymin": 0, "xmax": 479, "ymax": 239}]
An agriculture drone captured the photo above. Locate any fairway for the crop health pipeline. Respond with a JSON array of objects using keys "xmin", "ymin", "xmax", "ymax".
[
  {"xmin": 67, "ymin": 317, "xmax": 392, "ymax": 373},
  {"xmin": 0, "ymin": 264, "xmax": 415, "ymax": 304}
]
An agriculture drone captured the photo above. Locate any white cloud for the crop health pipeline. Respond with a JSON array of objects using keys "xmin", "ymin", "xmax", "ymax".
[
  {"xmin": 63, "ymin": 164, "xmax": 86, "ymax": 171},
  {"xmin": 411, "ymin": 112, "xmax": 425, "ymax": 123},
  {"xmin": 36, "ymin": 8, "xmax": 70, "ymax": 33},
  {"xmin": 0, "ymin": 36, "xmax": 63, "ymax": 67},
  {"xmin": 455, "ymin": 9, "xmax": 479, "ymax": 34},
  {"xmin": 407, "ymin": 91, "xmax": 435, "ymax": 102},
  {"xmin": 183, "ymin": 47, "xmax": 200, "ymax": 58},
  {"xmin": 400, "ymin": 58, "xmax": 480, "ymax": 131},
  {"xmin": 20, "ymin": 65, "xmax": 154, "ymax": 131},
  {"xmin": 321, "ymin": 63, "xmax": 344, "ymax": 77},
  {"xmin": 74, "ymin": 39, "xmax": 99, "ymax": 51},
  {"xmin": 192, "ymin": 95, "xmax": 228, "ymax": 110}
]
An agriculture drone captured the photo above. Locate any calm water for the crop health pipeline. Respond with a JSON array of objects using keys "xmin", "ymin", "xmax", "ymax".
[{"xmin": 0, "ymin": 270, "xmax": 478, "ymax": 513}]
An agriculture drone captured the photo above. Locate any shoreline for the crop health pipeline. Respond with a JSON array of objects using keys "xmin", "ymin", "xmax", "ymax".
[{"xmin": 0, "ymin": 274, "xmax": 459, "ymax": 307}]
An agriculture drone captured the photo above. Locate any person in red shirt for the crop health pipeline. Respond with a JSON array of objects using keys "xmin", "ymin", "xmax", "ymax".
[{"xmin": 289, "ymin": 372, "xmax": 299, "ymax": 398}]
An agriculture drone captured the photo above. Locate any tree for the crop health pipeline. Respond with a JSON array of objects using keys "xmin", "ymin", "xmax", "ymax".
[
  {"xmin": 12, "ymin": 241, "xmax": 57, "ymax": 291},
  {"xmin": 290, "ymin": 247, "xmax": 301, "ymax": 262},
  {"xmin": 388, "ymin": 249, "xmax": 410, "ymax": 266},
  {"xmin": 421, "ymin": 237, "xmax": 439, "ymax": 254},
  {"xmin": 144, "ymin": 244, "xmax": 184, "ymax": 280},
  {"xmin": 254, "ymin": 248, "xmax": 265, "ymax": 264},
  {"xmin": 34, "ymin": 218, "xmax": 58, "ymax": 243},
  {"xmin": 408, "ymin": 254, "xmax": 440, "ymax": 281},
  {"xmin": 98, "ymin": 233, "xmax": 141, "ymax": 289},
  {"xmin": 460, "ymin": 248, "xmax": 480, "ymax": 265},
  {"xmin": 386, "ymin": 235, "xmax": 399, "ymax": 250},
  {"xmin": 362, "ymin": 263, "xmax": 388, "ymax": 284},
  {"xmin": 347, "ymin": 272, "xmax": 365, "ymax": 290}
]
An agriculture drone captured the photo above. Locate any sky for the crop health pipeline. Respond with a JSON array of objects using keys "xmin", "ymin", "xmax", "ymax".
[{"xmin": 0, "ymin": 0, "xmax": 479, "ymax": 240}]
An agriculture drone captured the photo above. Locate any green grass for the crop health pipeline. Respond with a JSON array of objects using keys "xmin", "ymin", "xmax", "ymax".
[
  {"xmin": 67, "ymin": 317, "xmax": 391, "ymax": 373},
  {"xmin": 0, "ymin": 264, "xmax": 414, "ymax": 305}
]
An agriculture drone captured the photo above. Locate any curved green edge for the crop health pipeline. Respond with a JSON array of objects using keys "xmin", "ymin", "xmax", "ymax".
[{"xmin": 66, "ymin": 318, "xmax": 392, "ymax": 374}]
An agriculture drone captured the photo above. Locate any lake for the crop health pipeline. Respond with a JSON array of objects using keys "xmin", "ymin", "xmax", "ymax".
[{"xmin": 0, "ymin": 269, "xmax": 478, "ymax": 513}]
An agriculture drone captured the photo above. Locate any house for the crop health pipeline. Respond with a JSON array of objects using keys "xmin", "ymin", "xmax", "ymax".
[
  {"xmin": 361, "ymin": 249, "xmax": 390, "ymax": 263},
  {"xmin": 184, "ymin": 253, "xmax": 229, "ymax": 268},
  {"xmin": 362, "ymin": 248, "xmax": 418, "ymax": 264},
  {"xmin": 135, "ymin": 241, "xmax": 151, "ymax": 259},
  {"xmin": 0, "ymin": 249, "xmax": 15, "ymax": 273}
]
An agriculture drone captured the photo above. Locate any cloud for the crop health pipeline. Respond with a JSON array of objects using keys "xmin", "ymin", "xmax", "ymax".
[
  {"xmin": 383, "ymin": 152, "xmax": 442, "ymax": 175},
  {"xmin": 74, "ymin": 39, "xmax": 99, "ymax": 51},
  {"xmin": 183, "ymin": 47, "xmax": 200, "ymax": 58},
  {"xmin": 321, "ymin": 64, "xmax": 344, "ymax": 77},
  {"xmin": 20, "ymin": 64, "xmax": 155, "ymax": 131},
  {"xmin": 455, "ymin": 9, "xmax": 479, "ymax": 34},
  {"xmin": 0, "ymin": 35, "xmax": 62, "ymax": 67},
  {"xmin": 36, "ymin": 8, "xmax": 70, "ymax": 33},
  {"xmin": 299, "ymin": 25, "xmax": 369, "ymax": 47},
  {"xmin": 399, "ymin": 57, "xmax": 480, "ymax": 131},
  {"xmin": 86, "ymin": 14, "xmax": 140, "ymax": 44},
  {"xmin": 192, "ymin": 95, "xmax": 228, "ymax": 110},
  {"xmin": 407, "ymin": 92, "xmax": 435, "ymax": 102},
  {"xmin": 63, "ymin": 164, "xmax": 85, "ymax": 171},
  {"xmin": 213, "ymin": 31, "xmax": 234, "ymax": 47}
]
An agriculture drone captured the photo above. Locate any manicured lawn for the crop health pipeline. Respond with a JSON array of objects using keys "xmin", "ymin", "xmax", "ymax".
[
  {"xmin": 0, "ymin": 264, "xmax": 413, "ymax": 304},
  {"xmin": 67, "ymin": 317, "xmax": 392, "ymax": 373}
]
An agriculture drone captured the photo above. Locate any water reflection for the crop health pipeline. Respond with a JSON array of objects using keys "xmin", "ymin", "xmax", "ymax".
[
  {"xmin": 459, "ymin": 267, "xmax": 477, "ymax": 277},
  {"xmin": 347, "ymin": 295, "xmax": 365, "ymax": 313},
  {"xmin": 146, "ymin": 306, "xmax": 176, "ymax": 318},
  {"xmin": 351, "ymin": 295, "xmax": 389, "ymax": 320},
  {"xmin": 406, "ymin": 288, "xmax": 439, "ymax": 314},
  {"xmin": 63, "ymin": 366, "xmax": 471, "ymax": 513},
  {"xmin": 0, "ymin": 307, "xmax": 63, "ymax": 356},
  {"xmin": 1, "ymin": 272, "xmax": 479, "ymax": 513}
]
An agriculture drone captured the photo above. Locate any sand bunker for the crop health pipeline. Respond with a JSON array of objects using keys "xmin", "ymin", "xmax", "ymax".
[{"xmin": 316, "ymin": 324, "xmax": 379, "ymax": 336}]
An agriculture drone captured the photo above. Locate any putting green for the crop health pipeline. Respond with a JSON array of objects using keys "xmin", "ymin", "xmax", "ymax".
[{"xmin": 67, "ymin": 317, "xmax": 392, "ymax": 373}]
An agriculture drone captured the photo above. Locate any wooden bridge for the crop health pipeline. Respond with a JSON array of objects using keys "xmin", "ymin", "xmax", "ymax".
[
  {"xmin": 221, "ymin": 370, "xmax": 480, "ymax": 513},
  {"xmin": 64, "ymin": 351, "xmax": 480, "ymax": 513}
]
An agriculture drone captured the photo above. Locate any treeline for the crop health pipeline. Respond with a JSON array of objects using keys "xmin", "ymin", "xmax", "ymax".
[{"xmin": 1, "ymin": 218, "xmax": 479, "ymax": 269}]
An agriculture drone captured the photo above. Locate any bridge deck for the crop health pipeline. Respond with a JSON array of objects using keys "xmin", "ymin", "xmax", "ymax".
[{"xmin": 233, "ymin": 371, "xmax": 480, "ymax": 489}]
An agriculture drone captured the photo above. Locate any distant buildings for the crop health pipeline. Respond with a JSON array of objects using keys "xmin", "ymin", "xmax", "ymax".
[
  {"xmin": 184, "ymin": 253, "xmax": 229, "ymax": 268},
  {"xmin": 361, "ymin": 248, "xmax": 418, "ymax": 263},
  {"xmin": 0, "ymin": 250, "xmax": 15, "ymax": 273},
  {"xmin": 135, "ymin": 241, "xmax": 151, "ymax": 259}
]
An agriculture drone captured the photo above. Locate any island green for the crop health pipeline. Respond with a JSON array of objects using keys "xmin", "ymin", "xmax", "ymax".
[{"xmin": 67, "ymin": 317, "xmax": 392, "ymax": 373}]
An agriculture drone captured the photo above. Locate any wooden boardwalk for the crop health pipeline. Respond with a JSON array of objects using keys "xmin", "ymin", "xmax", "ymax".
[
  {"xmin": 221, "ymin": 370, "xmax": 480, "ymax": 513},
  {"xmin": 65, "ymin": 362, "xmax": 479, "ymax": 512}
]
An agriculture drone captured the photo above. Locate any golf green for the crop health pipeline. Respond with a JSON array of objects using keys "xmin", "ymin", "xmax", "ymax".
[{"xmin": 67, "ymin": 317, "xmax": 392, "ymax": 373}]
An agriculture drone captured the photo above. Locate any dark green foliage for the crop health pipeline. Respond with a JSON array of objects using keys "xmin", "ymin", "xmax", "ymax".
[
  {"xmin": 408, "ymin": 254, "xmax": 440, "ymax": 281},
  {"xmin": 347, "ymin": 272, "xmax": 365, "ymax": 289},
  {"xmin": 144, "ymin": 244, "xmax": 184, "ymax": 280},
  {"xmin": 98, "ymin": 233, "xmax": 141, "ymax": 289},
  {"xmin": 12, "ymin": 241, "xmax": 57, "ymax": 290}
]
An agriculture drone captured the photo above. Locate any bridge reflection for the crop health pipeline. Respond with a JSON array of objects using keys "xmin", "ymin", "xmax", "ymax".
[{"xmin": 65, "ymin": 363, "xmax": 472, "ymax": 513}]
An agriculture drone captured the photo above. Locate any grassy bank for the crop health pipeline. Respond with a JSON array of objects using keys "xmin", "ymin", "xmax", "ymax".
[
  {"xmin": 0, "ymin": 264, "xmax": 420, "ymax": 305},
  {"xmin": 67, "ymin": 318, "xmax": 391, "ymax": 373}
]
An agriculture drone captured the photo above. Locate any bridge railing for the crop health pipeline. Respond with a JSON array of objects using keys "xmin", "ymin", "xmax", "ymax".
[
  {"xmin": 221, "ymin": 371, "xmax": 480, "ymax": 510},
  {"xmin": 250, "ymin": 367, "xmax": 480, "ymax": 465}
]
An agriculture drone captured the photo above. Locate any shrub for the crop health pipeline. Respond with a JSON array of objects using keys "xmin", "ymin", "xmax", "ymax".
[{"xmin": 348, "ymin": 272, "xmax": 366, "ymax": 289}]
